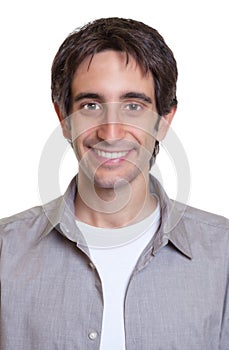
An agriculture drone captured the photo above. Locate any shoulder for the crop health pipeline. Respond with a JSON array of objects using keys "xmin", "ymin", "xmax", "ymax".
[
  {"xmin": 0, "ymin": 207, "xmax": 44, "ymax": 246},
  {"xmin": 173, "ymin": 201, "xmax": 229, "ymax": 253},
  {"xmin": 0, "ymin": 196, "xmax": 61, "ymax": 240},
  {"xmin": 0, "ymin": 206, "xmax": 43, "ymax": 226},
  {"xmin": 165, "ymin": 201, "xmax": 229, "ymax": 273},
  {"xmin": 178, "ymin": 202, "xmax": 229, "ymax": 231},
  {"xmin": 0, "ymin": 204, "xmax": 41, "ymax": 225}
]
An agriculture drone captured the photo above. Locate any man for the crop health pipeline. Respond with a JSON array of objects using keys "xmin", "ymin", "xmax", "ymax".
[{"xmin": 0, "ymin": 17, "xmax": 228, "ymax": 350}]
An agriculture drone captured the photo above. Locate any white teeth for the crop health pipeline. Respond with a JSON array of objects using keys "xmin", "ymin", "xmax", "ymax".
[{"xmin": 93, "ymin": 149, "xmax": 128, "ymax": 159}]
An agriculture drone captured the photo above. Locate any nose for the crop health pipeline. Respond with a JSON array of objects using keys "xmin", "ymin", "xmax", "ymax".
[
  {"xmin": 97, "ymin": 104, "xmax": 126, "ymax": 142},
  {"xmin": 97, "ymin": 122, "xmax": 126, "ymax": 142}
]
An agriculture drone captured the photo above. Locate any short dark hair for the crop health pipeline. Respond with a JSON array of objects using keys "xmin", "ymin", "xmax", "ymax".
[{"xmin": 51, "ymin": 17, "xmax": 178, "ymax": 165}]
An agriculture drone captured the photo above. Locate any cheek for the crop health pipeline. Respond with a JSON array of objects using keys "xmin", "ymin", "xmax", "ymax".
[
  {"xmin": 147, "ymin": 133, "xmax": 156, "ymax": 149},
  {"xmin": 70, "ymin": 113, "xmax": 102, "ymax": 141},
  {"xmin": 130, "ymin": 127, "xmax": 156, "ymax": 149},
  {"xmin": 71, "ymin": 133, "xmax": 85, "ymax": 160},
  {"xmin": 72, "ymin": 129, "xmax": 97, "ymax": 155},
  {"xmin": 72, "ymin": 140, "xmax": 81, "ymax": 161},
  {"xmin": 143, "ymin": 136, "xmax": 156, "ymax": 161}
]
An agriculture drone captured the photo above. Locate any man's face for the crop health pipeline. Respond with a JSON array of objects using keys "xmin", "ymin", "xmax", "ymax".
[{"xmin": 67, "ymin": 50, "xmax": 159, "ymax": 189}]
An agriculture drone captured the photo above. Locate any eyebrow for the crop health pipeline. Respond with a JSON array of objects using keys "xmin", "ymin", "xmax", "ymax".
[
  {"xmin": 73, "ymin": 91, "xmax": 153, "ymax": 104},
  {"xmin": 120, "ymin": 92, "xmax": 153, "ymax": 104},
  {"xmin": 73, "ymin": 93, "xmax": 102, "ymax": 103}
]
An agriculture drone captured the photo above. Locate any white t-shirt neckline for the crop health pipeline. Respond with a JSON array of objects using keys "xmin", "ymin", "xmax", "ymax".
[{"xmin": 75, "ymin": 200, "xmax": 160, "ymax": 249}]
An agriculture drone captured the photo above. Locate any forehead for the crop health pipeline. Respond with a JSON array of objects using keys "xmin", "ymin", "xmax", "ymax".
[
  {"xmin": 76, "ymin": 50, "xmax": 145, "ymax": 73},
  {"xmin": 72, "ymin": 50, "xmax": 154, "ymax": 97}
]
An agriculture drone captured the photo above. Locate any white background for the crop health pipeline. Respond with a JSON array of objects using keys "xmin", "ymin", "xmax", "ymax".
[{"xmin": 0, "ymin": 0, "xmax": 228, "ymax": 218}]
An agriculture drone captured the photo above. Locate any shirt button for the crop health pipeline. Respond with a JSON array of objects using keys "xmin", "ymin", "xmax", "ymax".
[{"xmin": 88, "ymin": 331, "xmax": 98, "ymax": 340}]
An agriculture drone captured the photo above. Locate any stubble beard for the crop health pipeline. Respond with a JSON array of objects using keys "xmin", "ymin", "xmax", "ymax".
[{"xmin": 92, "ymin": 163, "xmax": 143, "ymax": 190}]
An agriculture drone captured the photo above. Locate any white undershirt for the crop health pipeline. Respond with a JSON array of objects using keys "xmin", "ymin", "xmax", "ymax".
[{"xmin": 76, "ymin": 203, "xmax": 160, "ymax": 350}]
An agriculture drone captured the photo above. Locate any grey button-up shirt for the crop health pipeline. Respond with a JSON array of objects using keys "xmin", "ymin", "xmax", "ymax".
[{"xmin": 0, "ymin": 175, "xmax": 229, "ymax": 349}]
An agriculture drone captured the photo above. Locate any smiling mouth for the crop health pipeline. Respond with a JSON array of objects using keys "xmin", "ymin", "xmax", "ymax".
[{"xmin": 92, "ymin": 148, "xmax": 129, "ymax": 159}]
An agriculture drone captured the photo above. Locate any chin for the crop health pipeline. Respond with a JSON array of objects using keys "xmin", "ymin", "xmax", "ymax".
[{"xmin": 93, "ymin": 168, "xmax": 142, "ymax": 189}]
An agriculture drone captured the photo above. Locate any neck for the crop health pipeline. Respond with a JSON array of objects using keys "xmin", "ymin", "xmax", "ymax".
[{"xmin": 75, "ymin": 171, "xmax": 157, "ymax": 228}]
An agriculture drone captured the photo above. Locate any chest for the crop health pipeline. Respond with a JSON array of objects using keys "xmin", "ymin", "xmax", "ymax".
[{"xmin": 0, "ymin": 241, "xmax": 226, "ymax": 349}]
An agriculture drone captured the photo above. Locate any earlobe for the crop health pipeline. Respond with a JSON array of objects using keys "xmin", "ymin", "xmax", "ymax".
[
  {"xmin": 54, "ymin": 102, "xmax": 71, "ymax": 140},
  {"xmin": 156, "ymin": 106, "xmax": 176, "ymax": 141}
]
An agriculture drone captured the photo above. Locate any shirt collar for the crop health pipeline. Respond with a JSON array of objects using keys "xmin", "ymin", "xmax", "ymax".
[
  {"xmin": 40, "ymin": 174, "xmax": 192, "ymax": 259},
  {"xmin": 149, "ymin": 176, "xmax": 192, "ymax": 258},
  {"xmin": 40, "ymin": 176, "xmax": 81, "ymax": 244}
]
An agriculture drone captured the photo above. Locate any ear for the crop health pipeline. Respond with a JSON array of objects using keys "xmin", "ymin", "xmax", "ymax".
[
  {"xmin": 156, "ymin": 106, "xmax": 176, "ymax": 141},
  {"xmin": 54, "ymin": 102, "xmax": 71, "ymax": 140}
]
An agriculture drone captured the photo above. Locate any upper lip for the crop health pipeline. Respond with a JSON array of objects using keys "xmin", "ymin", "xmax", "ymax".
[{"xmin": 92, "ymin": 148, "xmax": 132, "ymax": 152}]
